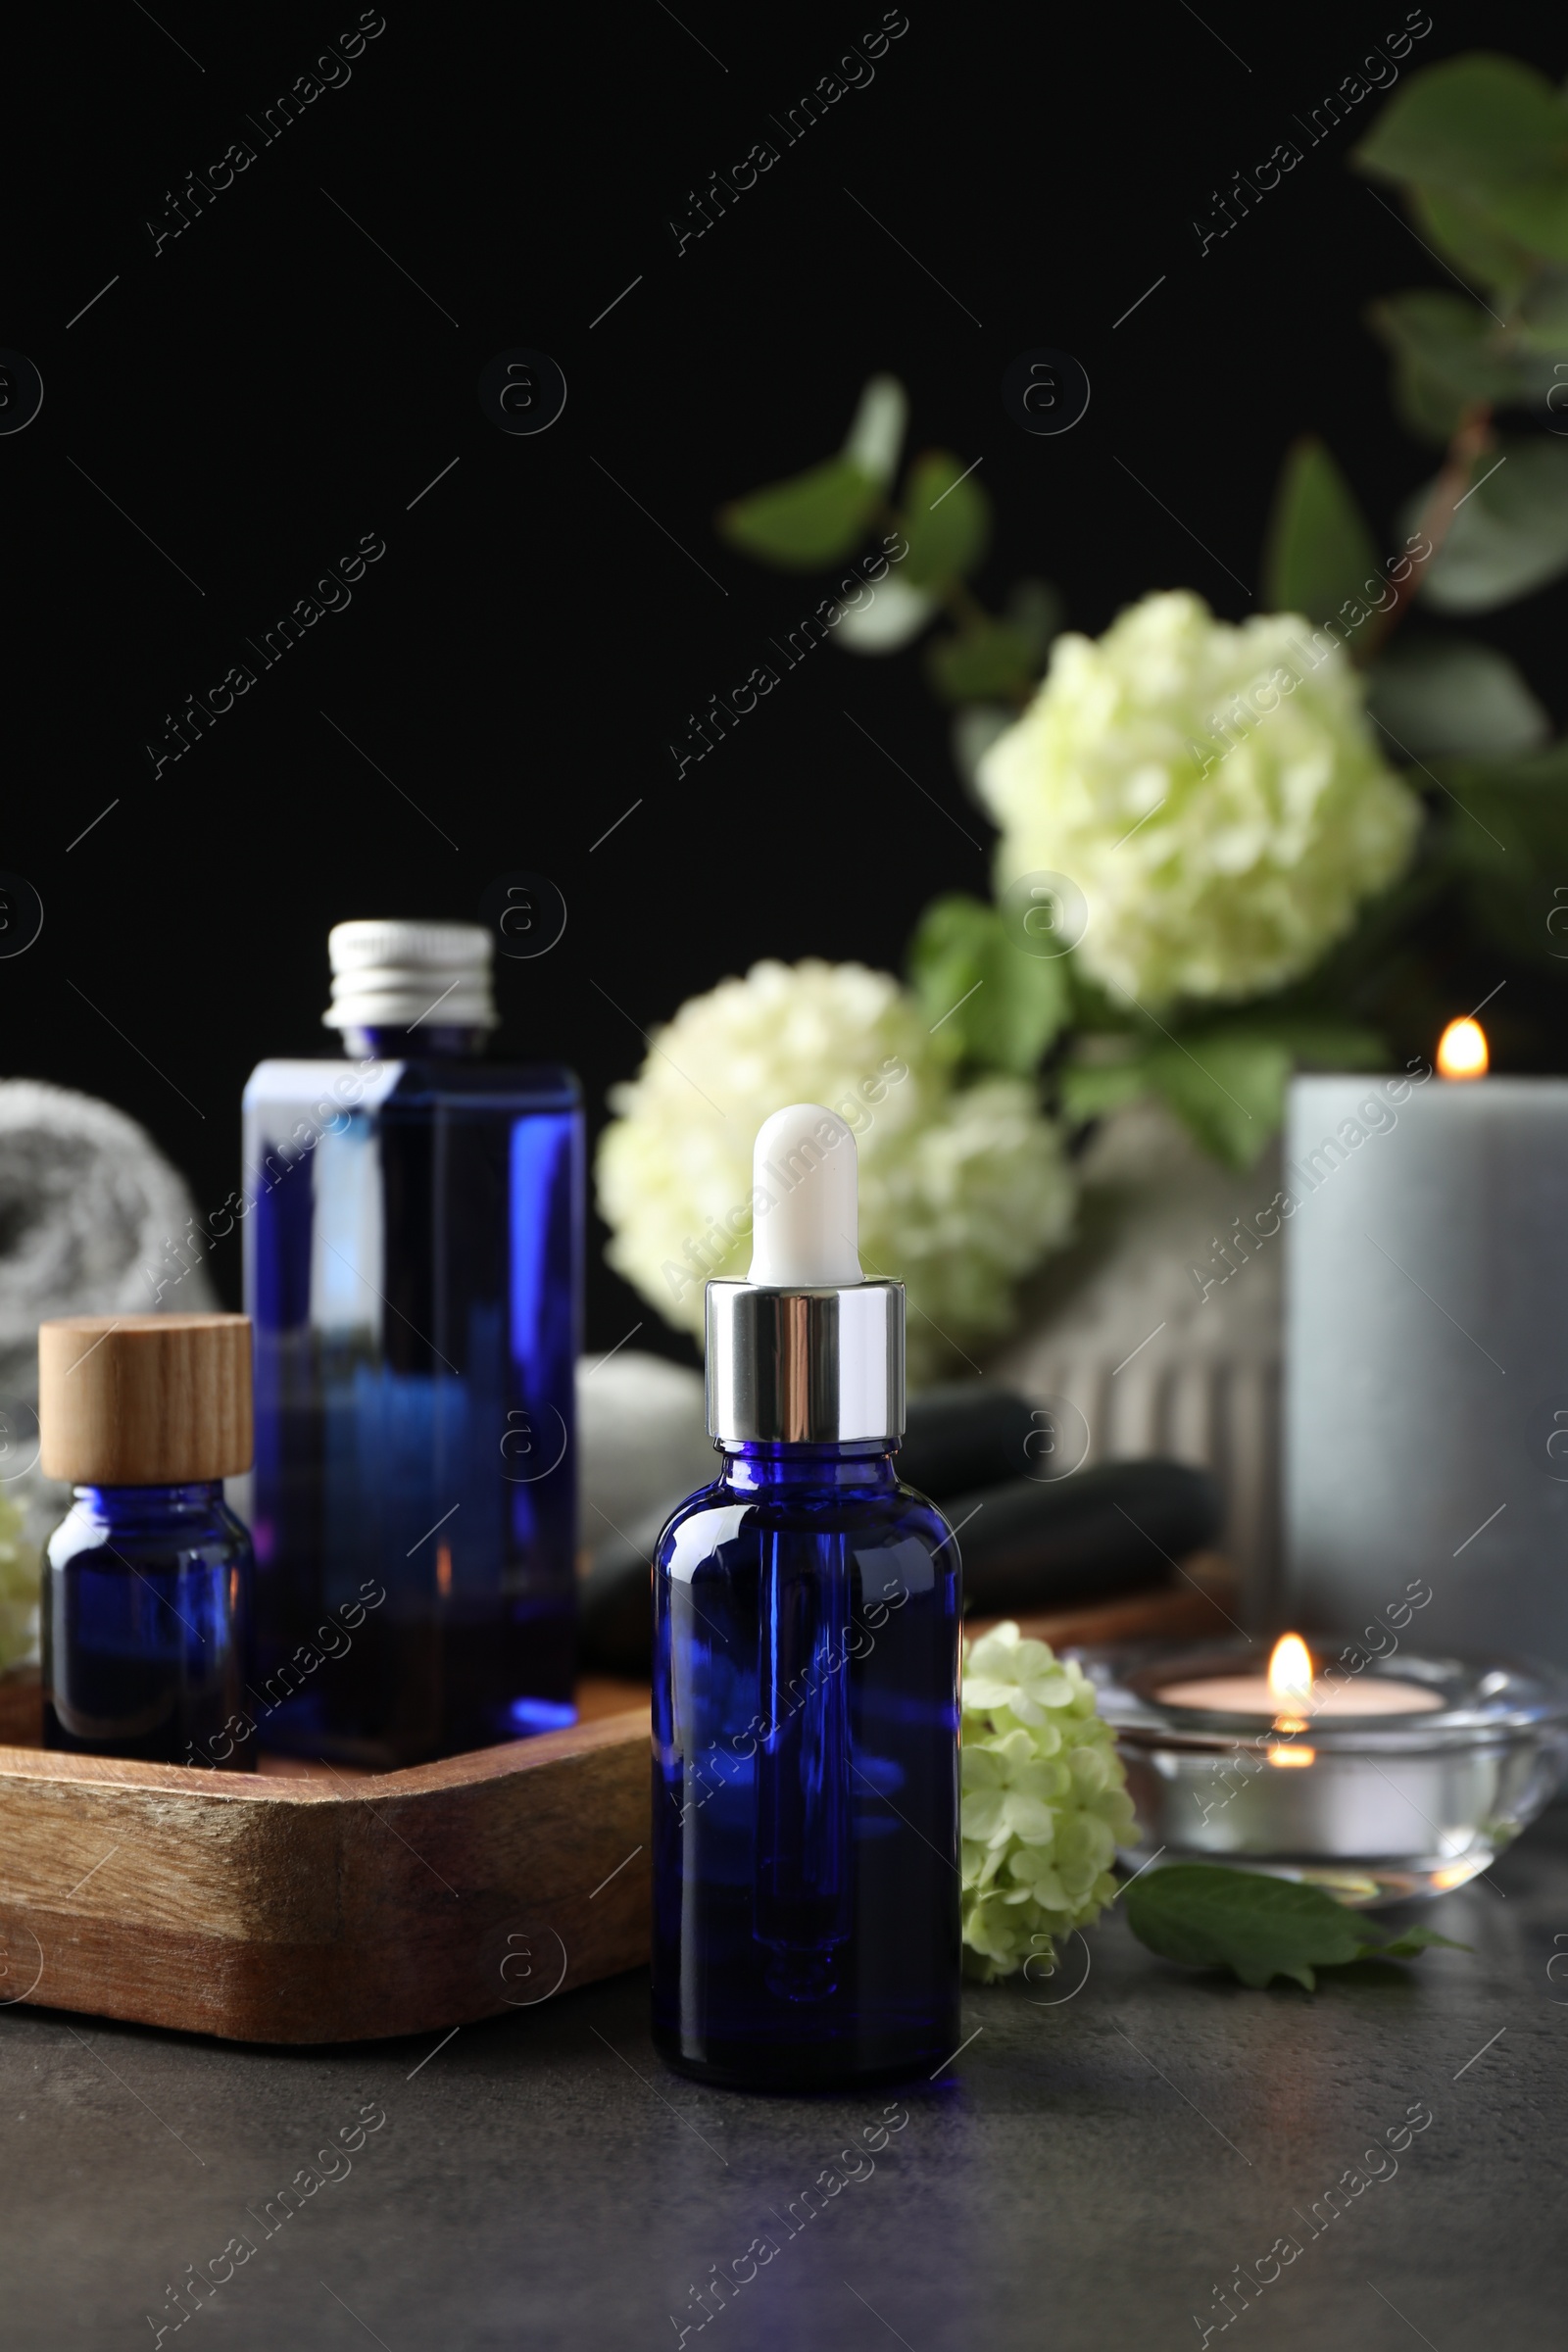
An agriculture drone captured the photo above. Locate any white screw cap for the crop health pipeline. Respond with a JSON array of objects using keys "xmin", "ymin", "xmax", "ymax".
[{"xmin": 322, "ymin": 919, "xmax": 497, "ymax": 1031}]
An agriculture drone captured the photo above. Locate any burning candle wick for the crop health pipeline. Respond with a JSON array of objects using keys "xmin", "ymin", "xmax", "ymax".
[
  {"xmin": 1437, "ymin": 1016, "xmax": 1489, "ymax": 1081},
  {"xmin": 1155, "ymin": 1633, "xmax": 1445, "ymax": 1720}
]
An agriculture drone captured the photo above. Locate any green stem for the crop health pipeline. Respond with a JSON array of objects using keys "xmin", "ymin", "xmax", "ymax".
[
  {"xmin": 1357, "ymin": 402, "xmax": 1494, "ymax": 663},
  {"xmin": 875, "ymin": 497, "xmax": 1033, "ymax": 704}
]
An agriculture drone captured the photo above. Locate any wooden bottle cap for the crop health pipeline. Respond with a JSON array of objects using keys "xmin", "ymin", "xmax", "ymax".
[{"xmin": 38, "ymin": 1314, "xmax": 253, "ymax": 1485}]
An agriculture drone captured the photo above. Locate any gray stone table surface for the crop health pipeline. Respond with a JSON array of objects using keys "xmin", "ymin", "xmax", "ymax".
[{"xmin": 5, "ymin": 1809, "xmax": 1566, "ymax": 2351}]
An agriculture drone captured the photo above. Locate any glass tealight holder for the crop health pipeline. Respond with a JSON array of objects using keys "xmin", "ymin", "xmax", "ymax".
[{"xmin": 1079, "ymin": 1641, "xmax": 1568, "ymax": 1905}]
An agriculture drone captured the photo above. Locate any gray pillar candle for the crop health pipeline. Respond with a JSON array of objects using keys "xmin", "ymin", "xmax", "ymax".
[{"xmin": 1284, "ymin": 1066, "xmax": 1568, "ymax": 1669}]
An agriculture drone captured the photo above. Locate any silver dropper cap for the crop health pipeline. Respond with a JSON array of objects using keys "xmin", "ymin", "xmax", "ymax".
[
  {"xmin": 703, "ymin": 1102, "xmax": 906, "ymax": 1443},
  {"xmin": 706, "ymin": 1279, "xmax": 905, "ymax": 1443}
]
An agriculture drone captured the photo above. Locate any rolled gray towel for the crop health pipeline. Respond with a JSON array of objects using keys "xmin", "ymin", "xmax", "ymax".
[
  {"xmin": 0, "ymin": 1079, "xmax": 217, "ymax": 1611},
  {"xmin": 0, "ymin": 1080, "xmax": 217, "ymax": 1408}
]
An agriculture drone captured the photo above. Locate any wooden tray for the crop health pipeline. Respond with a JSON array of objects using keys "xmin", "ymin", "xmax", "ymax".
[{"xmin": 0, "ymin": 1568, "xmax": 1232, "ymax": 2043}]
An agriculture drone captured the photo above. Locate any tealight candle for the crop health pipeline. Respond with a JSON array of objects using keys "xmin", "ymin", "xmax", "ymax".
[
  {"xmin": 1084, "ymin": 1635, "xmax": 1568, "ymax": 1901},
  {"xmin": 1157, "ymin": 1634, "xmax": 1444, "ymax": 1722}
]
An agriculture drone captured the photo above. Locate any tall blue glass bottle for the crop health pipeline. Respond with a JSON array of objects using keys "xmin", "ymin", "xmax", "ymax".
[
  {"xmin": 652, "ymin": 1104, "xmax": 961, "ymax": 2088},
  {"xmin": 243, "ymin": 921, "xmax": 582, "ymax": 1767}
]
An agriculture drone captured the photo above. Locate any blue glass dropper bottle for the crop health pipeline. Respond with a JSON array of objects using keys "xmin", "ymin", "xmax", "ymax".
[
  {"xmin": 652, "ymin": 1104, "xmax": 961, "ymax": 2088},
  {"xmin": 39, "ymin": 1313, "xmax": 256, "ymax": 1767}
]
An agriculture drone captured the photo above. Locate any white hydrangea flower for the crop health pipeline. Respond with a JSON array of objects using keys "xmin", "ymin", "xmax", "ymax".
[
  {"xmin": 960, "ymin": 1621, "xmax": 1138, "ymax": 1983},
  {"xmin": 961, "ymin": 1730, "xmax": 1064, "ymax": 1851},
  {"xmin": 974, "ymin": 589, "xmax": 1422, "ymax": 1010},
  {"xmin": 964, "ymin": 1624, "xmax": 1080, "ymax": 1723},
  {"xmin": 595, "ymin": 959, "xmax": 1073, "ymax": 1376}
]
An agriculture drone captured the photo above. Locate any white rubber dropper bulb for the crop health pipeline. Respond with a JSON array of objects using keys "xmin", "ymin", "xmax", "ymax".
[{"xmin": 748, "ymin": 1104, "xmax": 864, "ymax": 1287}]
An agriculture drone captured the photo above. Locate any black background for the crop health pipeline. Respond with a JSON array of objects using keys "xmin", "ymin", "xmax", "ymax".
[{"xmin": 6, "ymin": 0, "xmax": 1561, "ymax": 1355}]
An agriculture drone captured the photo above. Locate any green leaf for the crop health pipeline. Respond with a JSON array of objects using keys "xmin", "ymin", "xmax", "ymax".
[
  {"xmin": 1262, "ymin": 437, "xmax": 1380, "ymax": 626},
  {"xmin": 716, "ymin": 375, "xmax": 909, "ymax": 570},
  {"xmin": 1005, "ymin": 578, "xmax": 1065, "ymax": 665},
  {"xmin": 926, "ymin": 619, "xmax": 1036, "ymax": 704},
  {"xmin": 1367, "ymin": 633, "xmax": 1549, "ymax": 758},
  {"xmin": 1057, "ymin": 1054, "xmax": 1153, "ymax": 1126},
  {"xmin": 907, "ymin": 893, "xmax": 1068, "ymax": 1075},
  {"xmin": 1064, "ymin": 964, "xmax": 1139, "ymax": 1035},
  {"xmin": 1439, "ymin": 736, "xmax": 1568, "ymax": 865},
  {"xmin": 1432, "ymin": 740, "xmax": 1568, "ymax": 965},
  {"xmin": 1060, "ymin": 1017, "xmax": 1387, "ymax": 1156},
  {"xmin": 1124, "ymin": 1863, "xmax": 1469, "ymax": 1991},
  {"xmin": 1377, "ymin": 341, "xmax": 1480, "ymax": 446},
  {"xmin": 1406, "ymin": 183, "xmax": 1544, "ymax": 305},
  {"xmin": 1412, "ymin": 438, "xmax": 1568, "ymax": 611},
  {"xmin": 717, "ymin": 454, "xmax": 882, "ymax": 569},
  {"xmin": 1378, "ymin": 1925, "xmax": 1469, "ymax": 1960},
  {"xmin": 897, "ymin": 450, "xmax": 991, "ymax": 588},
  {"xmin": 1146, "ymin": 1031, "xmax": 1294, "ymax": 1170},
  {"xmin": 1126, "ymin": 1865, "xmax": 1362, "ymax": 1989},
  {"xmin": 1251, "ymin": 1016, "xmax": 1390, "ymax": 1068},
  {"xmin": 1353, "ymin": 54, "xmax": 1568, "ymax": 264},
  {"xmin": 1368, "ymin": 292, "xmax": 1535, "ymax": 442},
  {"xmin": 1517, "ymin": 266, "xmax": 1568, "ymax": 352}
]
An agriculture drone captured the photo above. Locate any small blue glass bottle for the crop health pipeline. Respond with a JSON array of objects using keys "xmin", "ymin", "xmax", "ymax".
[
  {"xmin": 244, "ymin": 920, "xmax": 582, "ymax": 1767},
  {"xmin": 652, "ymin": 1106, "xmax": 961, "ymax": 2088},
  {"xmin": 38, "ymin": 1315, "xmax": 256, "ymax": 1768}
]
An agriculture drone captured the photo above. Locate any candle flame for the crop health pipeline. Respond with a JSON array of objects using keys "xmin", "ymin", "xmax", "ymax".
[
  {"xmin": 1437, "ymin": 1017, "xmax": 1488, "ymax": 1080},
  {"xmin": 1267, "ymin": 1742, "xmax": 1315, "ymax": 1767},
  {"xmin": 1268, "ymin": 1633, "xmax": 1313, "ymax": 1707}
]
